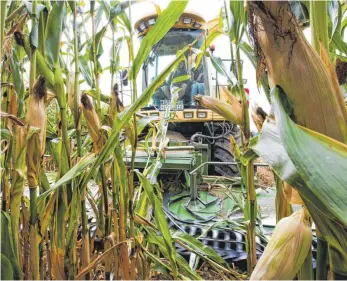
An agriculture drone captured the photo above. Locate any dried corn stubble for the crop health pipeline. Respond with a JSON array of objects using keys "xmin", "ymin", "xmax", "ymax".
[
  {"xmin": 250, "ymin": 208, "xmax": 312, "ymax": 280},
  {"xmin": 26, "ymin": 76, "xmax": 47, "ymax": 187},
  {"xmin": 194, "ymin": 94, "xmax": 242, "ymax": 125},
  {"xmin": 81, "ymin": 93, "xmax": 104, "ymax": 153}
]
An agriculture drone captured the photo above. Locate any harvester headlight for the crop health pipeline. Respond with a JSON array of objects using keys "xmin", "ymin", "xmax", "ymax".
[
  {"xmin": 150, "ymin": 112, "xmax": 159, "ymax": 117},
  {"xmin": 148, "ymin": 18, "xmax": 156, "ymax": 26},
  {"xmin": 197, "ymin": 112, "xmax": 207, "ymax": 118},
  {"xmin": 139, "ymin": 22, "xmax": 147, "ymax": 31},
  {"xmin": 183, "ymin": 17, "xmax": 192, "ymax": 24},
  {"xmin": 184, "ymin": 112, "xmax": 194, "ymax": 118},
  {"xmin": 192, "ymin": 22, "xmax": 202, "ymax": 29}
]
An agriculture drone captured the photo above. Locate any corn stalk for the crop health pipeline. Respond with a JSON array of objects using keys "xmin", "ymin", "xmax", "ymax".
[
  {"xmin": 0, "ymin": 1, "xmax": 7, "ymax": 55},
  {"xmin": 90, "ymin": 0, "xmax": 101, "ymax": 118}
]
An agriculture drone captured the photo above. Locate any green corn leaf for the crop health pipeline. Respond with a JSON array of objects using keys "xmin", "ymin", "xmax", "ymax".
[
  {"xmin": 66, "ymin": 186, "xmax": 81, "ymax": 246},
  {"xmin": 86, "ymin": 25, "xmax": 107, "ymax": 61},
  {"xmin": 328, "ymin": 0, "xmax": 341, "ymax": 40},
  {"xmin": 24, "ymin": 2, "xmax": 46, "ymax": 16},
  {"xmin": 250, "ymin": 86, "xmax": 347, "ymax": 276},
  {"xmin": 210, "ymin": 55, "xmax": 237, "ymax": 85},
  {"xmin": 118, "ymin": 10, "xmax": 132, "ymax": 32},
  {"xmin": 79, "ymin": 55, "xmax": 93, "ymax": 87},
  {"xmin": 45, "ymin": 1, "xmax": 66, "ymax": 66},
  {"xmin": 129, "ymin": 0, "xmax": 188, "ymax": 80},
  {"xmin": 25, "ymin": 2, "xmax": 46, "ymax": 49},
  {"xmin": 136, "ymin": 171, "xmax": 178, "ymax": 278},
  {"xmin": 109, "ymin": 1, "xmax": 131, "ymax": 23},
  {"xmin": 297, "ymin": 247, "xmax": 314, "ymax": 280},
  {"xmin": 0, "ymin": 128, "xmax": 11, "ymax": 141},
  {"xmin": 145, "ymin": 227, "xmax": 202, "ymax": 280},
  {"xmin": 1, "ymin": 212, "xmax": 22, "ymax": 279},
  {"xmin": 38, "ymin": 190, "xmax": 58, "ymax": 237},
  {"xmin": 228, "ymin": 0, "xmax": 246, "ymax": 42},
  {"xmin": 273, "ymin": 86, "xmax": 347, "ymax": 225},
  {"xmin": 332, "ymin": 32, "xmax": 347, "ymax": 55},
  {"xmin": 94, "ymin": 6, "xmax": 104, "ymax": 31},
  {"xmin": 289, "ymin": 1, "xmax": 309, "ymax": 26},
  {"xmin": 10, "ymin": 126, "xmax": 38, "ymax": 262},
  {"xmin": 172, "ymin": 231, "xmax": 226, "ymax": 266},
  {"xmin": 238, "ymin": 42, "xmax": 270, "ymax": 102},
  {"xmin": 15, "ymin": 33, "xmax": 55, "ymax": 90},
  {"xmin": 38, "ymin": 154, "xmax": 96, "ymax": 202},
  {"xmin": 113, "ymin": 143, "xmax": 128, "ymax": 231},
  {"xmin": 171, "ymin": 74, "xmax": 191, "ymax": 85},
  {"xmin": 195, "ymin": 26, "xmax": 223, "ymax": 68},
  {"xmin": 1, "ymin": 253, "xmax": 14, "ymax": 280},
  {"xmin": 98, "ymin": 0, "xmax": 111, "ymax": 18}
]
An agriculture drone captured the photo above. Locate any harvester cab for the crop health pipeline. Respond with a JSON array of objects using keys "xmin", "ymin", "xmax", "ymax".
[
  {"xmin": 121, "ymin": 8, "xmax": 273, "ymax": 269},
  {"xmin": 125, "ymin": 11, "xmax": 243, "ymax": 224}
]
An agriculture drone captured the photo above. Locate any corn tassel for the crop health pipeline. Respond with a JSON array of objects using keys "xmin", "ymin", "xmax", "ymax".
[{"xmin": 250, "ymin": 208, "xmax": 312, "ymax": 280}]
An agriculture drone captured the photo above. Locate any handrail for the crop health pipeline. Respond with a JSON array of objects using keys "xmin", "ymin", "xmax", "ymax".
[{"xmin": 190, "ymin": 161, "xmax": 269, "ymax": 175}]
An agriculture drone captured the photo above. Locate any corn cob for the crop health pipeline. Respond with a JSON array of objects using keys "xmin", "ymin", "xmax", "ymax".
[
  {"xmin": 194, "ymin": 94, "xmax": 242, "ymax": 125},
  {"xmin": 81, "ymin": 93, "xmax": 104, "ymax": 153},
  {"xmin": 335, "ymin": 58, "xmax": 347, "ymax": 86},
  {"xmin": 250, "ymin": 208, "xmax": 312, "ymax": 280},
  {"xmin": 220, "ymin": 86, "xmax": 243, "ymax": 122},
  {"xmin": 67, "ymin": 71, "xmax": 81, "ymax": 114},
  {"xmin": 26, "ymin": 76, "xmax": 47, "ymax": 187},
  {"xmin": 108, "ymin": 83, "xmax": 124, "ymax": 126}
]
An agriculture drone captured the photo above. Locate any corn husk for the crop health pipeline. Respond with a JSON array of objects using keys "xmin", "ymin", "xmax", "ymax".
[
  {"xmin": 249, "ymin": 1, "xmax": 347, "ymax": 143},
  {"xmin": 81, "ymin": 93, "xmax": 104, "ymax": 153},
  {"xmin": 26, "ymin": 76, "xmax": 47, "ymax": 155},
  {"xmin": 335, "ymin": 58, "xmax": 347, "ymax": 86},
  {"xmin": 45, "ymin": 90, "xmax": 56, "ymax": 106},
  {"xmin": 252, "ymin": 105, "xmax": 268, "ymax": 132},
  {"xmin": 283, "ymin": 182, "xmax": 304, "ymax": 205},
  {"xmin": 220, "ymin": 86, "xmax": 243, "ymax": 122},
  {"xmin": 26, "ymin": 76, "xmax": 47, "ymax": 187},
  {"xmin": 194, "ymin": 94, "xmax": 242, "ymax": 125},
  {"xmin": 108, "ymin": 83, "xmax": 124, "ymax": 126},
  {"xmin": 250, "ymin": 208, "xmax": 312, "ymax": 280},
  {"xmin": 67, "ymin": 71, "xmax": 81, "ymax": 113}
]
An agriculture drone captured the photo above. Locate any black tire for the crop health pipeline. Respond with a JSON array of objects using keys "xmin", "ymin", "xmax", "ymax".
[{"xmin": 212, "ymin": 125, "xmax": 242, "ymax": 177}]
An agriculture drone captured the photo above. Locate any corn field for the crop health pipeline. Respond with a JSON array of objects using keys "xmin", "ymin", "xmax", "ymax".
[{"xmin": 1, "ymin": 0, "xmax": 347, "ymax": 280}]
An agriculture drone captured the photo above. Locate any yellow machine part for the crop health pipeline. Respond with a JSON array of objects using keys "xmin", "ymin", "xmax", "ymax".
[
  {"xmin": 135, "ymin": 13, "xmax": 207, "ymax": 37},
  {"xmin": 140, "ymin": 108, "xmax": 225, "ymax": 123}
]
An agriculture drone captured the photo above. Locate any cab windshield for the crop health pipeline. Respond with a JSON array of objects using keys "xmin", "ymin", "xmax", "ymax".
[{"xmin": 142, "ymin": 29, "xmax": 206, "ymax": 110}]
